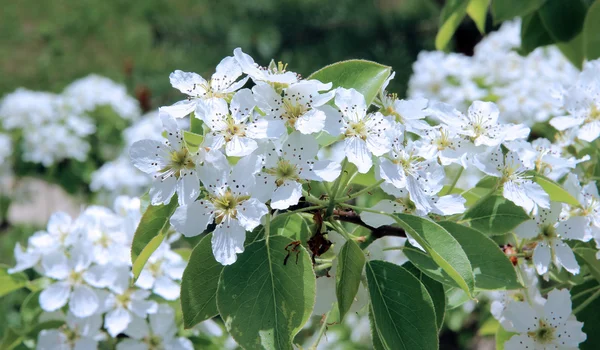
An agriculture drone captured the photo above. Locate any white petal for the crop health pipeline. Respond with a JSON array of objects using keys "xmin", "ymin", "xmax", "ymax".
[
  {"xmin": 378, "ymin": 158, "xmax": 406, "ymax": 189},
  {"xmin": 344, "ymin": 137, "xmax": 372, "ymax": 173},
  {"xmin": 69, "ymin": 285, "xmax": 99, "ymax": 318},
  {"xmin": 360, "ymin": 200, "xmax": 405, "ymax": 228},
  {"xmin": 503, "ymin": 334, "xmax": 536, "ymax": 350},
  {"xmin": 270, "ymin": 181, "xmax": 303, "ymax": 210},
  {"xmin": 105, "ymin": 307, "xmax": 132, "ymax": 337},
  {"xmin": 321, "ymin": 105, "xmax": 344, "ymax": 136},
  {"xmin": 543, "ymin": 289, "xmax": 573, "ymax": 327},
  {"xmin": 468, "ymin": 101, "xmax": 499, "ymax": 124},
  {"xmin": 40, "ymin": 281, "xmax": 71, "ymax": 312},
  {"xmin": 153, "ymin": 276, "xmax": 180, "ymax": 301},
  {"xmin": 557, "ymin": 216, "xmax": 590, "ymax": 241},
  {"xmin": 47, "ymin": 212, "xmax": 72, "ymax": 235},
  {"xmin": 555, "ymin": 319, "xmax": 587, "ymax": 347},
  {"xmin": 74, "ymin": 337, "xmax": 98, "ymax": 350},
  {"xmin": 230, "ymin": 88, "xmax": 256, "ymax": 123},
  {"xmin": 550, "ymin": 115, "xmax": 584, "ymax": 131},
  {"xmin": 245, "ymin": 118, "xmax": 286, "ymax": 139},
  {"xmin": 150, "ymin": 304, "xmax": 177, "ymax": 338},
  {"xmin": 149, "ymin": 176, "xmax": 178, "ymax": 206},
  {"xmin": 37, "ymin": 330, "xmax": 68, "ymax": 350},
  {"xmin": 212, "ymin": 56, "xmax": 243, "ymax": 92},
  {"xmin": 237, "ymin": 198, "xmax": 268, "ymax": 230},
  {"xmin": 159, "ymin": 100, "xmax": 196, "ymax": 119},
  {"xmin": 533, "ymin": 243, "xmax": 551, "ymax": 275},
  {"xmin": 554, "ymin": 241, "xmax": 580, "ymax": 274},
  {"xmin": 160, "ymin": 111, "xmax": 183, "ymax": 149},
  {"xmin": 226, "ymin": 136, "xmax": 258, "ymax": 157},
  {"xmin": 307, "ymin": 160, "xmax": 341, "ymax": 182},
  {"xmin": 514, "ymin": 220, "xmax": 540, "ymax": 239},
  {"xmin": 41, "ymin": 251, "xmax": 70, "ymax": 280},
  {"xmin": 116, "ymin": 339, "xmax": 147, "ymax": 350},
  {"xmin": 169, "ymin": 70, "xmax": 207, "ymax": 95},
  {"xmin": 9, "ymin": 243, "xmax": 39, "ymax": 273},
  {"xmin": 578, "ymin": 120, "xmax": 600, "ymax": 142},
  {"xmin": 170, "ymin": 200, "xmax": 215, "ymax": 237},
  {"xmin": 432, "ymin": 194, "xmax": 466, "ymax": 215},
  {"xmin": 295, "ymin": 109, "xmax": 326, "ymax": 134},
  {"xmin": 129, "ymin": 299, "xmax": 157, "ymax": 318},
  {"xmin": 212, "ymin": 220, "xmax": 246, "ymax": 265},
  {"xmin": 176, "ymin": 172, "xmax": 200, "ymax": 206},
  {"xmin": 504, "ymin": 301, "xmax": 538, "ymax": 333},
  {"xmin": 123, "ymin": 316, "xmax": 150, "ymax": 340},
  {"xmin": 335, "ymin": 88, "xmax": 367, "ymax": 122}
]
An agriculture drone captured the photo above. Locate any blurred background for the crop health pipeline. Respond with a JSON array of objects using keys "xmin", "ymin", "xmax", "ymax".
[{"xmin": 0, "ymin": 0, "xmax": 490, "ymax": 348}]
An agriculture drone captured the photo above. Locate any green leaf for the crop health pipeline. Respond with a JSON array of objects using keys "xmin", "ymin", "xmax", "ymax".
[
  {"xmin": 571, "ymin": 280, "xmax": 600, "ymax": 349},
  {"xmin": 183, "ymin": 130, "xmax": 204, "ymax": 153},
  {"xmin": 532, "ymin": 173, "xmax": 580, "ymax": 206},
  {"xmin": 181, "ymin": 233, "xmax": 223, "ymax": 328},
  {"xmin": 439, "ymin": 222, "xmax": 522, "ymax": 290},
  {"xmin": 0, "ymin": 328, "xmax": 22, "ymax": 350},
  {"xmin": 403, "ymin": 262, "xmax": 446, "ymax": 330},
  {"xmin": 537, "ymin": 0, "xmax": 588, "ymax": 43},
  {"xmin": 436, "ymin": 0, "xmax": 469, "ymax": 50},
  {"xmin": 462, "ymin": 195, "xmax": 530, "ymax": 236},
  {"xmin": 467, "ymin": 0, "xmax": 489, "ymax": 33},
  {"xmin": 445, "ymin": 286, "xmax": 471, "ymax": 309},
  {"xmin": 404, "ymin": 241, "xmax": 461, "ymax": 289},
  {"xmin": 0, "ymin": 265, "xmax": 28, "ymax": 297},
  {"xmin": 391, "ymin": 213, "xmax": 475, "ymax": 296},
  {"xmin": 556, "ymin": 32, "xmax": 585, "ymax": 69},
  {"xmin": 584, "ymin": 0, "xmax": 600, "ymax": 60},
  {"xmin": 190, "ymin": 113, "xmax": 204, "ymax": 135},
  {"xmin": 369, "ymin": 304, "xmax": 386, "ymax": 350},
  {"xmin": 336, "ymin": 239, "xmax": 366, "ymax": 321},
  {"xmin": 307, "ymin": 60, "xmax": 392, "ymax": 106},
  {"xmin": 366, "ymin": 260, "xmax": 438, "ymax": 350},
  {"xmin": 174, "ymin": 247, "xmax": 192, "ymax": 261},
  {"xmin": 131, "ymin": 195, "xmax": 178, "ymax": 280},
  {"xmin": 217, "ymin": 236, "xmax": 316, "ymax": 350},
  {"xmin": 495, "ymin": 325, "xmax": 517, "ymax": 350},
  {"xmin": 575, "ymin": 247, "xmax": 600, "ymax": 283},
  {"xmin": 491, "ymin": 0, "xmax": 546, "ymax": 22},
  {"xmin": 520, "ymin": 11, "xmax": 555, "ymax": 55}
]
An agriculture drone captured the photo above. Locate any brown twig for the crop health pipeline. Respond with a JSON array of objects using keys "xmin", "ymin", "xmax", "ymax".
[{"xmin": 332, "ymin": 209, "xmax": 406, "ymax": 239}]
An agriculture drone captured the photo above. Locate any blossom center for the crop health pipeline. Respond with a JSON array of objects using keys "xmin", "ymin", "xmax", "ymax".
[
  {"xmin": 213, "ymin": 190, "xmax": 250, "ymax": 224},
  {"xmin": 224, "ymin": 117, "xmax": 246, "ymax": 142},
  {"xmin": 528, "ymin": 320, "xmax": 555, "ymax": 344},
  {"xmin": 271, "ymin": 159, "xmax": 300, "ymax": 186},
  {"xmin": 345, "ymin": 121, "xmax": 368, "ymax": 140},
  {"xmin": 585, "ymin": 104, "xmax": 600, "ymax": 123},
  {"xmin": 165, "ymin": 148, "xmax": 195, "ymax": 178},
  {"xmin": 282, "ymin": 99, "xmax": 307, "ymax": 126}
]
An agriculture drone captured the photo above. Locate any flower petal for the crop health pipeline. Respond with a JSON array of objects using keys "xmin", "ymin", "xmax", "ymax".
[
  {"xmin": 170, "ymin": 200, "xmax": 215, "ymax": 237},
  {"xmin": 69, "ymin": 285, "xmax": 99, "ymax": 318},
  {"xmin": 212, "ymin": 220, "xmax": 246, "ymax": 265},
  {"xmin": 40, "ymin": 281, "xmax": 71, "ymax": 312}
]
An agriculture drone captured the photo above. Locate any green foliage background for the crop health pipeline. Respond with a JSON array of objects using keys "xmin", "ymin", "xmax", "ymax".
[{"xmin": 0, "ymin": 0, "xmax": 441, "ymax": 107}]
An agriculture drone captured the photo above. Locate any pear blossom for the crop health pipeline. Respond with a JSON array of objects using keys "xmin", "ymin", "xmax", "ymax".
[
  {"xmin": 324, "ymin": 88, "xmax": 392, "ymax": 173},
  {"xmin": 503, "ymin": 289, "xmax": 586, "ymax": 349},
  {"xmin": 116, "ymin": 304, "xmax": 193, "ymax": 350},
  {"xmin": 135, "ymin": 242, "xmax": 186, "ymax": 300},
  {"xmin": 379, "ymin": 94, "xmax": 432, "ymax": 134},
  {"xmin": 37, "ymin": 312, "xmax": 106, "ymax": 350},
  {"xmin": 39, "ymin": 245, "xmax": 107, "ymax": 318},
  {"xmin": 200, "ymin": 88, "xmax": 286, "ymax": 156},
  {"xmin": 252, "ymin": 132, "xmax": 341, "ymax": 209},
  {"xmin": 561, "ymin": 174, "xmax": 600, "ymax": 252},
  {"xmin": 233, "ymin": 48, "xmax": 298, "ymax": 86},
  {"xmin": 474, "ymin": 148, "xmax": 549, "ymax": 213},
  {"xmin": 514, "ymin": 202, "xmax": 588, "ymax": 275},
  {"xmin": 161, "ymin": 57, "xmax": 248, "ymax": 119},
  {"xmin": 252, "ymin": 80, "xmax": 335, "ymax": 134},
  {"xmin": 170, "ymin": 156, "xmax": 268, "ymax": 265},
  {"xmin": 130, "ymin": 111, "xmax": 208, "ymax": 206}
]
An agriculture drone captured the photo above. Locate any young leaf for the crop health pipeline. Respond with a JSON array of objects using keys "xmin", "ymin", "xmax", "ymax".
[
  {"xmin": 336, "ymin": 239, "xmax": 366, "ymax": 321},
  {"xmin": 403, "ymin": 241, "xmax": 461, "ymax": 289},
  {"xmin": 180, "ymin": 233, "xmax": 223, "ymax": 328},
  {"xmin": 131, "ymin": 195, "xmax": 178, "ymax": 280},
  {"xmin": 392, "ymin": 213, "xmax": 475, "ymax": 297},
  {"xmin": 439, "ymin": 222, "xmax": 522, "ymax": 290},
  {"xmin": 217, "ymin": 236, "xmax": 316, "ymax": 350},
  {"xmin": 307, "ymin": 60, "xmax": 392, "ymax": 106},
  {"xmin": 403, "ymin": 262, "xmax": 446, "ymax": 330},
  {"xmin": 490, "ymin": 0, "xmax": 545, "ymax": 23},
  {"xmin": 462, "ymin": 195, "xmax": 530, "ymax": 236},
  {"xmin": 366, "ymin": 260, "xmax": 438, "ymax": 350},
  {"xmin": 584, "ymin": 0, "xmax": 600, "ymax": 60},
  {"xmin": 495, "ymin": 326, "xmax": 517, "ymax": 350},
  {"xmin": 0, "ymin": 266, "xmax": 28, "ymax": 298},
  {"xmin": 574, "ymin": 247, "xmax": 600, "ymax": 283},
  {"xmin": 531, "ymin": 173, "xmax": 580, "ymax": 206},
  {"xmin": 183, "ymin": 130, "xmax": 204, "ymax": 153},
  {"xmin": 467, "ymin": 0, "xmax": 490, "ymax": 33},
  {"xmin": 556, "ymin": 32, "xmax": 584, "ymax": 70},
  {"xmin": 435, "ymin": 0, "xmax": 469, "ymax": 51}
]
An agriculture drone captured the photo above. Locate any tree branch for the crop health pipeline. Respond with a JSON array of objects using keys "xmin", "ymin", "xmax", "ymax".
[{"xmin": 332, "ymin": 209, "xmax": 406, "ymax": 239}]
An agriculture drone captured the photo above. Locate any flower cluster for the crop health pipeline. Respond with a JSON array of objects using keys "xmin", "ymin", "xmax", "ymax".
[
  {"xmin": 409, "ymin": 20, "xmax": 578, "ymax": 126},
  {"xmin": 8, "ymin": 197, "xmax": 232, "ymax": 350},
  {"xmin": 0, "ymin": 75, "xmax": 140, "ymax": 167}
]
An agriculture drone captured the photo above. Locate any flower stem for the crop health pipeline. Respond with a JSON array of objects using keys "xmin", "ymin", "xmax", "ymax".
[
  {"xmin": 310, "ymin": 310, "xmax": 331, "ymax": 350},
  {"xmin": 264, "ymin": 211, "xmax": 271, "ymax": 246},
  {"xmin": 573, "ymin": 287, "xmax": 600, "ymax": 315},
  {"xmin": 326, "ymin": 159, "xmax": 348, "ymax": 217},
  {"xmin": 335, "ymin": 179, "xmax": 385, "ymax": 203},
  {"xmin": 446, "ymin": 167, "xmax": 464, "ymax": 195}
]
